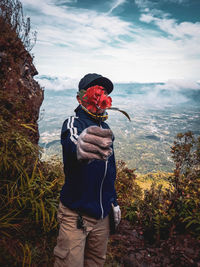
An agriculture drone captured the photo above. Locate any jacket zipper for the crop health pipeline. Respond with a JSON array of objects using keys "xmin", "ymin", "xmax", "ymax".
[
  {"xmin": 99, "ymin": 121, "xmax": 108, "ymax": 219},
  {"xmin": 100, "ymin": 160, "xmax": 108, "ymax": 219}
]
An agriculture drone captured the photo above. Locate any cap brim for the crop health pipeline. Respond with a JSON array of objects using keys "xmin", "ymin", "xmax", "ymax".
[{"xmin": 87, "ymin": 77, "xmax": 113, "ymax": 94}]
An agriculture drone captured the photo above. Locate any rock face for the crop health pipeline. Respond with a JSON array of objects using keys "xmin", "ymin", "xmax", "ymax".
[{"xmin": 0, "ymin": 2, "xmax": 43, "ymax": 144}]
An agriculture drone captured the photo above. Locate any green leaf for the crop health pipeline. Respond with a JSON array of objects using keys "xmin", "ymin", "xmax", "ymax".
[
  {"xmin": 78, "ymin": 89, "xmax": 86, "ymax": 100},
  {"xmin": 186, "ymin": 219, "xmax": 198, "ymax": 228},
  {"xmin": 20, "ymin": 123, "xmax": 36, "ymax": 132}
]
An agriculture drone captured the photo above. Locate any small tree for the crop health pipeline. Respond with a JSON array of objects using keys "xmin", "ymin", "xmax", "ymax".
[
  {"xmin": 169, "ymin": 132, "xmax": 200, "ymax": 237},
  {"xmin": 0, "ymin": 0, "xmax": 36, "ymax": 51}
]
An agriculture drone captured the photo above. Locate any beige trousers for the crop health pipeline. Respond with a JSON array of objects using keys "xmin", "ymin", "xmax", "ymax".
[{"xmin": 54, "ymin": 202, "xmax": 110, "ymax": 267}]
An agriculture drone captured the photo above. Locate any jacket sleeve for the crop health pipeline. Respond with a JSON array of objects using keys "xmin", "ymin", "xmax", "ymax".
[
  {"xmin": 113, "ymin": 163, "xmax": 118, "ymax": 207},
  {"xmin": 113, "ymin": 190, "xmax": 118, "ymax": 207},
  {"xmin": 109, "ymin": 144, "xmax": 118, "ymax": 207},
  {"xmin": 61, "ymin": 116, "xmax": 83, "ymax": 165}
]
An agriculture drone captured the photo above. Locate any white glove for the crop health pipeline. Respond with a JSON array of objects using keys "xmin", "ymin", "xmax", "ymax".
[
  {"xmin": 113, "ymin": 205, "xmax": 121, "ymax": 227},
  {"xmin": 77, "ymin": 126, "xmax": 113, "ymax": 161}
]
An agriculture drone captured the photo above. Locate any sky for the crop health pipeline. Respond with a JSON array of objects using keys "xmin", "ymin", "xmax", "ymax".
[{"xmin": 20, "ymin": 0, "xmax": 200, "ymax": 84}]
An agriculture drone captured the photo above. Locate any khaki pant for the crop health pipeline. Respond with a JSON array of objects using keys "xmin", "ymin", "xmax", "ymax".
[{"xmin": 54, "ymin": 202, "xmax": 110, "ymax": 267}]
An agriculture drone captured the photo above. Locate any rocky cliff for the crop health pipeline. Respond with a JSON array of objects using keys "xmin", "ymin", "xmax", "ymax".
[{"xmin": 0, "ymin": 0, "xmax": 43, "ymax": 144}]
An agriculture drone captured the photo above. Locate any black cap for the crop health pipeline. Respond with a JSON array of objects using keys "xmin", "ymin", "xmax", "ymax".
[{"xmin": 78, "ymin": 73, "xmax": 113, "ymax": 94}]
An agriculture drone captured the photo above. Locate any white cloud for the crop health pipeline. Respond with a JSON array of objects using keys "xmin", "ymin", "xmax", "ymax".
[
  {"xmin": 140, "ymin": 13, "xmax": 200, "ymax": 41},
  {"xmin": 36, "ymin": 76, "xmax": 78, "ymax": 90},
  {"xmin": 108, "ymin": 0, "xmax": 127, "ymax": 14},
  {"xmin": 21, "ymin": 0, "xmax": 200, "ymax": 83},
  {"xmin": 164, "ymin": 0, "xmax": 187, "ymax": 3},
  {"xmin": 135, "ymin": 0, "xmax": 187, "ymax": 9},
  {"xmin": 140, "ymin": 13, "xmax": 154, "ymax": 23},
  {"xmin": 135, "ymin": 0, "xmax": 153, "ymax": 9},
  {"xmin": 22, "ymin": 0, "xmax": 132, "ymax": 49},
  {"xmin": 138, "ymin": 12, "xmax": 200, "ymax": 81},
  {"xmin": 36, "ymin": 76, "xmax": 200, "ymax": 93},
  {"xmin": 54, "ymin": 0, "xmax": 77, "ymax": 4},
  {"xmin": 154, "ymin": 18, "xmax": 200, "ymax": 39},
  {"xmin": 156, "ymin": 79, "xmax": 200, "ymax": 91}
]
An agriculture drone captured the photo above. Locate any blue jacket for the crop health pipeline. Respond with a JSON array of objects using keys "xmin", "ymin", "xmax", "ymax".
[{"xmin": 60, "ymin": 105, "xmax": 117, "ymax": 219}]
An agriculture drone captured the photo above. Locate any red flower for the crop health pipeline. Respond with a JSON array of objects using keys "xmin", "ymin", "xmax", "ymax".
[
  {"xmin": 99, "ymin": 94, "xmax": 112, "ymax": 109},
  {"xmin": 82, "ymin": 85, "xmax": 112, "ymax": 113},
  {"xmin": 86, "ymin": 103, "xmax": 98, "ymax": 113},
  {"xmin": 85, "ymin": 86, "xmax": 103, "ymax": 100}
]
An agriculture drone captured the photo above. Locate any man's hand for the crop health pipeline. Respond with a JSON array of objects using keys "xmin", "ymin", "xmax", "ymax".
[
  {"xmin": 77, "ymin": 126, "xmax": 113, "ymax": 161},
  {"xmin": 113, "ymin": 205, "xmax": 121, "ymax": 227}
]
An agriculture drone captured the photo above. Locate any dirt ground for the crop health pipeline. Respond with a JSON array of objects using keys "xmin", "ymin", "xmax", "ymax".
[{"xmin": 106, "ymin": 220, "xmax": 200, "ymax": 267}]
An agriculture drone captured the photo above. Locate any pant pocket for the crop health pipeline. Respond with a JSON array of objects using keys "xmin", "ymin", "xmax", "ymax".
[{"xmin": 54, "ymin": 245, "xmax": 69, "ymax": 259}]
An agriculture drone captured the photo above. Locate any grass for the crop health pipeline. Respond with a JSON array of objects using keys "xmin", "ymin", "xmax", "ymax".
[{"xmin": 136, "ymin": 172, "xmax": 172, "ymax": 193}]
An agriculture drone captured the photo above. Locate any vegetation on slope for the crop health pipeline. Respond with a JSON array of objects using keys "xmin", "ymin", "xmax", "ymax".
[
  {"xmin": 0, "ymin": 0, "xmax": 199, "ymax": 266},
  {"xmin": 106, "ymin": 132, "xmax": 200, "ymax": 266}
]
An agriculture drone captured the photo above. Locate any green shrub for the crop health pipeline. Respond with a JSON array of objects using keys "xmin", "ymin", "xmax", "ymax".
[
  {"xmin": 170, "ymin": 132, "xmax": 200, "ymax": 238},
  {"xmin": 123, "ymin": 132, "xmax": 200, "ymax": 242},
  {"xmin": 115, "ymin": 160, "xmax": 142, "ymax": 217},
  {"xmin": 0, "ymin": 116, "xmax": 64, "ymax": 265}
]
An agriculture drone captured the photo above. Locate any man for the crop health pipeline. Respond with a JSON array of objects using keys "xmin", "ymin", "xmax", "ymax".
[{"xmin": 54, "ymin": 73, "xmax": 121, "ymax": 267}]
